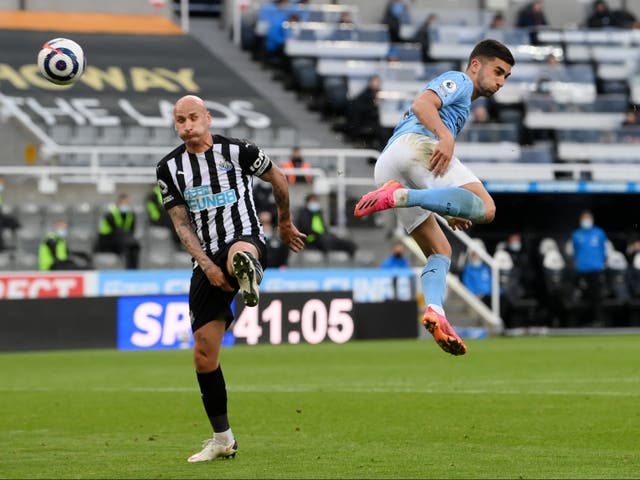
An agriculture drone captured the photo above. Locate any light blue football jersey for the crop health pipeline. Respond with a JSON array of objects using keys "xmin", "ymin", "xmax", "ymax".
[{"xmin": 385, "ymin": 71, "xmax": 474, "ymax": 148}]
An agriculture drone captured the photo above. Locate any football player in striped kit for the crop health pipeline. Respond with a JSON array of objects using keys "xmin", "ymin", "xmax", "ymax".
[{"xmin": 157, "ymin": 95, "xmax": 306, "ymax": 462}]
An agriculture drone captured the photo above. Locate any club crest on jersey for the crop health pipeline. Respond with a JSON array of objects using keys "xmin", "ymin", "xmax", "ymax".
[
  {"xmin": 216, "ymin": 157, "xmax": 233, "ymax": 172},
  {"xmin": 184, "ymin": 185, "xmax": 238, "ymax": 212}
]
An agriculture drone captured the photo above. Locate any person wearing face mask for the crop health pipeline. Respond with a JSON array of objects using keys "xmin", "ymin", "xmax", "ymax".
[
  {"xmin": 0, "ymin": 174, "xmax": 21, "ymax": 252},
  {"xmin": 380, "ymin": 240, "xmax": 410, "ymax": 268},
  {"xmin": 504, "ymin": 232, "xmax": 536, "ymax": 299},
  {"xmin": 95, "ymin": 193, "xmax": 141, "ymax": 269},
  {"xmin": 461, "ymin": 250, "xmax": 492, "ymax": 307},
  {"xmin": 296, "ymin": 194, "xmax": 357, "ymax": 259},
  {"xmin": 571, "ymin": 210, "xmax": 608, "ymax": 326},
  {"xmin": 280, "ymin": 147, "xmax": 312, "ymax": 184},
  {"xmin": 259, "ymin": 210, "xmax": 289, "ymax": 269},
  {"xmin": 39, "ymin": 220, "xmax": 92, "ymax": 271}
]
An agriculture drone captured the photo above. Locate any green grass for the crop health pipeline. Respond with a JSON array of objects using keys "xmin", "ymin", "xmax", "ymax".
[{"xmin": 1, "ymin": 336, "xmax": 639, "ymax": 479}]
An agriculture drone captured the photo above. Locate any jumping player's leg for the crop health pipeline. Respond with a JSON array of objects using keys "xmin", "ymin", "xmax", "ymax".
[
  {"xmin": 354, "ymin": 133, "xmax": 495, "ymax": 224},
  {"xmin": 355, "ymin": 180, "xmax": 493, "ymax": 224},
  {"xmin": 410, "ymin": 216, "xmax": 467, "ymax": 356}
]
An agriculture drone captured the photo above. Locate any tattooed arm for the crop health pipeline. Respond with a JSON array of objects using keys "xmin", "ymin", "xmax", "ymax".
[
  {"xmin": 167, "ymin": 205, "xmax": 233, "ymax": 291},
  {"xmin": 259, "ymin": 164, "xmax": 306, "ymax": 252}
]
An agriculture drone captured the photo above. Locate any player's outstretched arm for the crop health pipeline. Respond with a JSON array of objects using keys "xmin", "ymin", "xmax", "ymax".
[
  {"xmin": 260, "ymin": 165, "xmax": 306, "ymax": 253},
  {"xmin": 167, "ymin": 205, "xmax": 233, "ymax": 291}
]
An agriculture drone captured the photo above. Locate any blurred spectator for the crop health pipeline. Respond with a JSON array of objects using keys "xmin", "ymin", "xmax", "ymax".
[
  {"xmin": 95, "ymin": 193, "xmax": 140, "ymax": 270},
  {"xmin": 571, "ymin": 210, "xmax": 608, "ymax": 326},
  {"xmin": 265, "ymin": 10, "xmax": 299, "ymax": 71},
  {"xmin": 39, "ymin": 220, "xmax": 91, "ymax": 271},
  {"xmin": 346, "ymin": 75, "xmax": 385, "ymax": 150},
  {"xmin": 626, "ymin": 238, "xmax": 640, "ymax": 263},
  {"xmin": 338, "ymin": 11, "xmax": 354, "ymax": 27},
  {"xmin": 622, "ymin": 105, "xmax": 640, "ymax": 126},
  {"xmin": 471, "ymin": 98, "xmax": 490, "ymax": 124},
  {"xmin": 490, "ymin": 12, "xmax": 506, "ymax": 29},
  {"xmin": 515, "ymin": 1, "xmax": 548, "ymax": 29},
  {"xmin": 611, "ymin": 6, "xmax": 638, "ymax": 29},
  {"xmin": 145, "ymin": 184, "xmax": 180, "ymax": 247},
  {"xmin": 259, "ymin": 210, "xmax": 289, "ymax": 268},
  {"xmin": 296, "ymin": 193, "xmax": 356, "ymax": 258},
  {"xmin": 380, "ymin": 240, "xmax": 410, "ymax": 268},
  {"xmin": 386, "ymin": 46, "xmax": 400, "ymax": 64},
  {"xmin": 382, "ymin": 0, "xmax": 410, "ymax": 43},
  {"xmin": 253, "ymin": 178, "xmax": 278, "ymax": 222},
  {"xmin": 0, "ymin": 175, "xmax": 20, "ymax": 251},
  {"xmin": 413, "ymin": 13, "xmax": 438, "ymax": 62},
  {"xmin": 280, "ymin": 147, "xmax": 312, "ymax": 184},
  {"xmin": 462, "ymin": 251, "xmax": 492, "ymax": 307},
  {"xmin": 504, "ymin": 232, "xmax": 536, "ymax": 298},
  {"xmin": 585, "ymin": 0, "xmax": 614, "ymax": 28},
  {"xmin": 582, "ymin": 0, "xmax": 636, "ymax": 28}
]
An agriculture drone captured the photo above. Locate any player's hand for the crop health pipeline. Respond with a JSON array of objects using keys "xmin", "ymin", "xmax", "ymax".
[
  {"xmin": 428, "ymin": 134, "xmax": 455, "ymax": 177},
  {"xmin": 203, "ymin": 263, "xmax": 234, "ymax": 292},
  {"xmin": 447, "ymin": 216, "xmax": 472, "ymax": 231},
  {"xmin": 278, "ymin": 220, "xmax": 306, "ymax": 253}
]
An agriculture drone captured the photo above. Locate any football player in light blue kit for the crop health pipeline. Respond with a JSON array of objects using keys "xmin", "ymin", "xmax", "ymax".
[{"xmin": 355, "ymin": 39, "xmax": 514, "ymax": 355}]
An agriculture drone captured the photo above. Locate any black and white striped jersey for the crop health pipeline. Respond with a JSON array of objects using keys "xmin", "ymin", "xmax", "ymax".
[{"xmin": 155, "ymin": 135, "xmax": 271, "ymax": 256}]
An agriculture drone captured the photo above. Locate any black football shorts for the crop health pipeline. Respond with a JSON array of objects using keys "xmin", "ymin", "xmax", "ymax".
[{"xmin": 189, "ymin": 236, "xmax": 266, "ymax": 332}]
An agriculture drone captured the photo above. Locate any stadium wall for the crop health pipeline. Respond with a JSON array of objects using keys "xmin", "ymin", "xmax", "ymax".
[{"xmin": 0, "ymin": 269, "xmax": 418, "ymax": 352}]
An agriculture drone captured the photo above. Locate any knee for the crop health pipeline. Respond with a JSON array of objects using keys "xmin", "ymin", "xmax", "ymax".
[
  {"xmin": 193, "ymin": 345, "xmax": 218, "ymax": 373},
  {"xmin": 429, "ymin": 242, "xmax": 452, "ymax": 258},
  {"xmin": 482, "ymin": 199, "xmax": 496, "ymax": 224}
]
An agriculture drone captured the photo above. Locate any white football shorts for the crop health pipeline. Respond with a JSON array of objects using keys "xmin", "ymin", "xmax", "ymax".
[{"xmin": 374, "ymin": 132, "xmax": 481, "ymax": 233}]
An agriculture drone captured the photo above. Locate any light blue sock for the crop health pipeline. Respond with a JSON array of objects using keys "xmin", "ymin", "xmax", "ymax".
[
  {"xmin": 421, "ymin": 254, "xmax": 451, "ymax": 309},
  {"xmin": 405, "ymin": 188, "xmax": 486, "ymax": 223}
]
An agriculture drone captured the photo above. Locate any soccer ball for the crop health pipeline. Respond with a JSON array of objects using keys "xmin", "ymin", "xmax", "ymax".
[{"xmin": 37, "ymin": 38, "xmax": 86, "ymax": 85}]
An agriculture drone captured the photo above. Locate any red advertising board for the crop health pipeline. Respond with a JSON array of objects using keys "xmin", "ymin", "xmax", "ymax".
[{"xmin": 0, "ymin": 274, "xmax": 86, "ymax": 299}]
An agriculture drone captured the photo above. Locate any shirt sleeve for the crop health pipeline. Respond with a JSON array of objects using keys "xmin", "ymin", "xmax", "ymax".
[
  {"xmin": 156, "ymin": 162, "xmax": 186, "ymax": 211},
  {"xmin": 427, "ymin": 72, "xmax": 471, "ymax": 108},
  {"xmin": 238, "ymin": 141, "xmax": 273, "ymax": 177}
]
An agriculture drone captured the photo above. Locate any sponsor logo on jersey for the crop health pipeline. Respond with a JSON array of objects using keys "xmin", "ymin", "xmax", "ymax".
[{"xmin": 184, "ymin": 185, "xmax": 237, "ymax": 211}]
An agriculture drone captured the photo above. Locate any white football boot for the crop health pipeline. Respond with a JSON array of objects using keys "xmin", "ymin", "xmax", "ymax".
[{"xmin": 187, "ymin": 438, "xmax": 238, "ymax": 463}]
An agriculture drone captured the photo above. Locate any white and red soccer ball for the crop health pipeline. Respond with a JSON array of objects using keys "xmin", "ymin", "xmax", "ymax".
[{"xmin": 37, "ymin": 37, "xmax": 86, "ymax": 86}]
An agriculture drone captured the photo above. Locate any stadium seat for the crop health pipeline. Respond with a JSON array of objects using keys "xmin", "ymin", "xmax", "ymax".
[
  {"xmin": 96, "ymin": 126, "xmax": 125, "ymax": 146},
  {"xmin": 0, "ymin": 252, "xmax": 13, "ymax": 270},
  {"xmin": 17, "ymin": 203, "xmax": 44, "ymax": 230},
  {"xmin": 321, "ymin": 76, "xmax": 349, "ymax": 118},
  {"xmin": 48, "ymin": 124, "xmax": 73, "ymax": 144},
  {"xmin": 171, "ymin": 251, "xmax": 193, "ymax": 269},
  {"xmin": 298, "ymin": 249, "xmax": 325, "ymax": 268},
  {"xmin": 93, "ymin": 252, "xmax": 124, "ymax": 270},
  {"xmin": 13, "ymin": 252, "xmax": 38, "ymax": 271},
  {"xmin": 43, "ymin": 202, "xmax": 69, "ymax": 223},
  {"xmin": 291, "ymin": 57, "xmax": 320, "ymax": 94},
  {"xmin": 16, "ymin": 226, "xmax": 41, "ymax": 254},
  {"xmin": 71, "ymin": 125, "xmax": 98, "ymax": 145},
  {"xmin": 353, "ymin": 248, "xmax": 376, "ymax": 267},
  {"xmin": 327, "ymin": 250, "xmax": 351, "ymax": 267}
]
